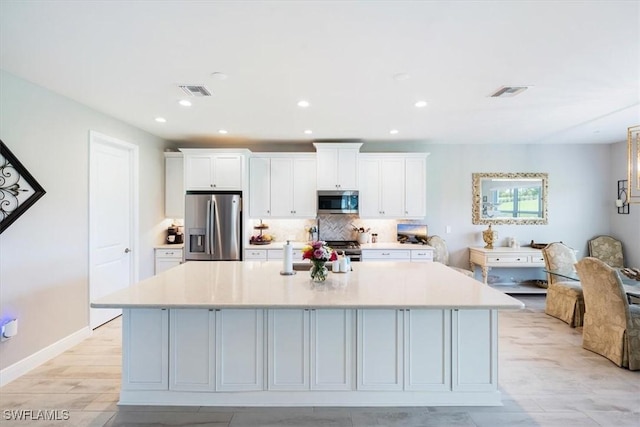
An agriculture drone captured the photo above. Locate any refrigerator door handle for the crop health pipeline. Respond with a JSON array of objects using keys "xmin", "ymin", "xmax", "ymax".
[
  {"xmin": 206, "ymin": 199, "xmax": 212, "ymax": 255},
  {"xmin": 210, "ymin": 198, "xmax": 217, "ymax": 257}
]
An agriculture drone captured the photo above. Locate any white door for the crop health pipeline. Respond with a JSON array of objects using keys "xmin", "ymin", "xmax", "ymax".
[{"xmin": 89, "ymin": 131, "xmax": 138, "ymax": 329}]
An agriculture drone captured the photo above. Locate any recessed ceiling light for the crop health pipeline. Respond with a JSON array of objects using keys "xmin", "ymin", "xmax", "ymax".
[
  {"xmin": 390, "ymin": 129, "xmax": 399, "ymax": 135},
  {"xmin": 178, "ymin": 100, "xmax": 192, "ymax": 107},
  {"xmin": 211, "ymin": 72, "xmax": 228, "ymax": 80},
  {"xmin": 304, "ymin": 130, "xmax": 313, "ymax": 135},
  {"xmin": 414, "ymin": 101, "xmax": 428, "ymax": 108},
  {"xmin": 218, "ymin": 129, "xmax": 228, "ymax": 134},
  {"xmin": 297, "ymin": 100, "xmax": 310, "ymax": 108},
  {"xmin": 155, "ymin": 117, "xmax": 167, "ymax": 123}
]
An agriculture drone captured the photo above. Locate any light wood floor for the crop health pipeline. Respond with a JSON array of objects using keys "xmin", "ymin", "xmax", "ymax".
[{"xmin": 1, "ymin": 296, "xmax": 638, "ymax": 426}]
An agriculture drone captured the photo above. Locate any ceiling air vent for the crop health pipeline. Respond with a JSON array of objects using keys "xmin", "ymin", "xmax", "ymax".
[
  {"xmin": 179, "ymin": 85, "xmax": 212, "ymax": 97},
  {"xmin": 490, "ymin": 86, "xmax": 529, "ymax": 98}
]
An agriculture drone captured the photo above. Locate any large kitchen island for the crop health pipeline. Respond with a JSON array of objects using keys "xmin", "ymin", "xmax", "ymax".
[{"xmin": 92, "ymin": 261, "xmax": 523, "ymax": 407}]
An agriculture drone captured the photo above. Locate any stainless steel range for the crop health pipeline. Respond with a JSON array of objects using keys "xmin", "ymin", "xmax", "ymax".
[{"xmin": 325, "ymin": 240, "xmax": 361, "ymax": 262}]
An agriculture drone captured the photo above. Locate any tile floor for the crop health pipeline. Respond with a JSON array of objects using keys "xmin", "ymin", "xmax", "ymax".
[{"xmin": 1, "ymin": 296, "xmax": 638, "ymax": 426}]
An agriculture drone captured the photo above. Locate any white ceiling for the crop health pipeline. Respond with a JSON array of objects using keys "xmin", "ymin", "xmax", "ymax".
[{"xmin": 1, "ymin": 1, "xmax": 638, "ymax": 145}]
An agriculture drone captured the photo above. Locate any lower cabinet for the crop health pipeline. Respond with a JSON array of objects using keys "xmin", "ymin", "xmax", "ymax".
[
  {"xmin": 361, "ymin": 249, "xmax": 434, "ymax": 262},
  {"xmin": 268, "ymin": 309, "xmax": 355, "ymax": 391},
  {"xmin": 122, "ymin": 308, "xmax": 169, "ymax": 391},
  {"xmin": 168, "ymin": 308, "xmax": 265, "ymax": 392},
  {"xmin": 124, "ymin": 307, "xmax": 496, "ymax": 396},
  {"xmin": 356, "ymin": 309, "xmax": 451, "ymax": 391},
  {"xmin": 155, "ymin": 248, "xmax": 183, "ymax": 275}
]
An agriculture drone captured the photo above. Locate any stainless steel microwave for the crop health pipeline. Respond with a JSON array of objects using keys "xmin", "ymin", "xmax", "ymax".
[{"xmin": 317, "ymin": 190, "xmax": 359, "ymax": 214}]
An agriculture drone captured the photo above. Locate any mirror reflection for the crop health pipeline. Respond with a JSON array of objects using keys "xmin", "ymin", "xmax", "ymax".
[{"xmin": 472, "ymin": 173, "xmax": 548, "ymax": 225}]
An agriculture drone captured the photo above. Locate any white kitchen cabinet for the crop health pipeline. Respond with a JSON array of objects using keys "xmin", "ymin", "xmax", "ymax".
[
  {"xmin": 154, "ymin": 248, "xmax": 183, "ymax": 274},
  {"xmin": 164, "ymin": 152, "xmax": 184, "ymax": 219},
  {"xmin": 361, "ymin": 249, "xmax": 411, "ymax": 261},
  {"xmin": 169, "ymin": 309, "xmax": 215, "ymax": 391},
  {"xmin": 270, "ymin": 157, "xmax": 316, "ymax": 217},
  {"xmin": 266, "ymin": 248, "xmax": 305, "ymax": 261},
  {"xmin": 357, "ymin": 309, "xmax": 451, "ymax": 392},
  {"xmin": 452, "ymin": 309, "xmax": 497, "ymax": 392},
  {"xmin": 244, "ymin": 249, "xmax": 268, "ymax": 260},
  {"xmin": 410, "ymin": 249, "xmax": 434, "ymax": 262},
  {"xmin": 359, "ymin": 154, "xmax": 428, "ymax": 219},
  {"xmin": 248, "ymin": 157, "xmax": 271, "ymax": 217},
  {"xmin": 268, "ymin": 309, "xmax": 355, "ymax": 391},
  {"xmin": 357, "ymin": 309, "xmax": 403, "ymax": 390},
  {"xmin": 215, "ymin": 309, "xmax": 264, "ymax": 391},
  {"xmin": 182, "ymin": 150, "xmax": 245, "ymax": 191},
  {"xmin": 248, "ymin": 155, "xmax": 316, "ymax": 218},
  {"xmin": 313, "ymin": 143, "xmax": 362, "ymax": 190},
  {"xmin": 404, "ymin": 309, "xmax": 451, "ymax": 391},
  {"xmin": 122, "ymin": 308, "xmax": 169, "ymax": 391},
  {"xmin": 167, "ymin": 308, "xmax": 265, "ymax": 393}
]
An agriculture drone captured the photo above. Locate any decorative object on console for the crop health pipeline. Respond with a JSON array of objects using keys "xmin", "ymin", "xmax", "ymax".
[
  {"xmin": 616, "ymin": 180, "xmax": 629, "ymax": 214},
  {"xmin": 482, "ymin": 224, "xmax": 498, "ymax": 249},
  {"xmin": 0, "ymin": 140, "xmax": 46, "ymax": 234},
  {"xmin": 530, "ymin": 240, "xmax": 552, "ymax": 249},
  {"xmin": 628, "ymin": 125, "xmax": 640, "ymax": 204},
  {"xmin": 301, "ymin": 241, "xmax": 338, "ymax": 282}
]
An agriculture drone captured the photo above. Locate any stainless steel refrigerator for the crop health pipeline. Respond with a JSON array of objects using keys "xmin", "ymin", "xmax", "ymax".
[{"xmin": 184, "ymin": 192, "xmax": 242, "ymax": 261}]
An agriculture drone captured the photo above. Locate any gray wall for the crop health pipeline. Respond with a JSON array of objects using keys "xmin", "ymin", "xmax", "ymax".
[{"xmin": 0, "ymin": 71, "xmax": 167, "ymax": 371}]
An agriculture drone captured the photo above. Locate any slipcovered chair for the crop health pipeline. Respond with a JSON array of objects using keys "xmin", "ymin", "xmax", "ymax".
[
  {"xmin": 427, "ymin": 235, "xmax": 474, "ymax": 278},
  {"xmin": 543, "ymin": 242, "xmax": 585, "ymax": 327},
  {"xmin": 588, "ymin": 235, "xmax": 625, "ymax": 268},
  {"xmin": 575, "ymin": 257, "xmax": 640, "ymax": 370}
]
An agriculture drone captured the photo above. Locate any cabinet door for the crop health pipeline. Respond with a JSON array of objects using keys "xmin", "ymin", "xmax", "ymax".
[
  {"xmin": 169, "ymin": 309, "xmax": 215, "ymax": 391},
  {"xmin": 216, "ymin": 309, "xmax": 264, "ymax": 391},
  {"xmin": 212, "ymin": 154, "xmax": 243, "ymax": 190},
  {"xmin": 310, "ymin": 309, "xmax": 355, "ymax": 390},
  {"xmin": 336, "ymin": 148, "xmax": 359, "ymax": 190},
  {"xmin": 452, "ymin": 309, "xmax": 497, "ymax": 392},
  {"xmin": 357, "ymin": 309, "xmax": 403, "ymax": 390},
  {"xmin": 268, "ymin": 309, "xmax": 309, "ymax": 390},
  {"xmin": 404, "ymin": 157, "xmax": 426, "ymax": 218},
  {"xmin": 358, "ymin": 158, "xmax": 381, "ymax": 218},
  {"xmin": 249, "ymin": 157, "xmax": 271, "ymax": 217},
  {"xmin": 155, "ymin": 258, "xmax": 181, "ymax": 275},
  {"xmin": 404, "ymin": 309, "xmax": 451, "ymax": 391},
  {"xmin": 185, "ymin": 155, "xmax": 214, "ymax": 190},
  {"xmin": 316, "ymin": 148, "xmax": 339, "ymax": 190},
  {"xmin": 380, "ymin": 158, "xmax": 404, "ymax": 217},
  {"xmin": 165, "ymin": 153, "xmax": 184, "ymax": 218},
  {"xmin": 122, "ymin": 309, "xmax": 169, "ymax": 390},
  {"xmin": 269, "ymin": 158, "xmax": 294, "ymax": 216},
  {"xmin": 292, "ymin": 157, "xmax": 317, "ymax": 217}
]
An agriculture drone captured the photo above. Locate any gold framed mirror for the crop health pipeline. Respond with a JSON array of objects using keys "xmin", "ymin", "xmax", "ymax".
[{"xmin": 472, "ymin": 172, "xmax": 548, "ymax": 225}]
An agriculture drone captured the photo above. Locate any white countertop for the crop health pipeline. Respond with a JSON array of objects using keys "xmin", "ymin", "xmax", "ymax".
[
  {"xmin": 155, "ymin": 244, "xmax": 184, "ymax": 249},
  {"xmin": 469, "ymin": 246, "xmax": 542, "ymax": 253},
  {"xmin": 246, "ymin": 242, "xmax": 434, "ymax": 250},
  {"xmin": 92, "ymin": 261, "xmax": 523, "ymax": 310}
]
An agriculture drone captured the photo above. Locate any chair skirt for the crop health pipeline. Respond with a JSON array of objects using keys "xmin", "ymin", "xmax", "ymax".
[{"xmin": 545, "ymin": 281, "xmax": 585, "ymax": 327}]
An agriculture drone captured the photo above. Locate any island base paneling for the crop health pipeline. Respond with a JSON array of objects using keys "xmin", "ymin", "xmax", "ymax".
[{"xmin": 119, "ymin": 307, "xmax": 502, "ymax": 406}]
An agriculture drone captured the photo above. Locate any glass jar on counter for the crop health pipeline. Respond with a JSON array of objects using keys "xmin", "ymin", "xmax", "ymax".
[{"xmin": 371, "ymin": 233, "xmax": 378, "ymax": 243}]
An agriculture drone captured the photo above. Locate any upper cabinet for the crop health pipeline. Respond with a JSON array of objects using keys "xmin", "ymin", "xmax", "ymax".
[
  {"xmin": 181, "ymin": 149, "xmax": 248, "ymax": 191},
  {"xmin": 313, "ymin": 143, "xmax": 362, "ymax": 190},
  {"xmin": 358, "ymin": 154, "xmax": 428, "ymax": 219},
  {"xmin": 164, "ymin": 152, "xmax": 184, "ymax": 218},
  {"xmin": 249, "ymin": 154, "xmax": 317, "ymax": 218}
]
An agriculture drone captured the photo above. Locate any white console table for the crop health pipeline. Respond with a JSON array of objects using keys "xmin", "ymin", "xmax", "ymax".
[{"xmin": 469, "ymin": 247, "xmax": 545, "ymax": 285}]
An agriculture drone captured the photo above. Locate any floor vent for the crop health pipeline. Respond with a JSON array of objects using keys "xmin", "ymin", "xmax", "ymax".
[{"xmin": 179, "ymin": 85, "xmax": 212, "ymax": 97}]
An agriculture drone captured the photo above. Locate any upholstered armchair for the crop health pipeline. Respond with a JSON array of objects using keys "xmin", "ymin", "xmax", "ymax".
[
  {"xmin": 427, "ymin": 235, "xmax": 474, "ymax": 278},
  {"xmin": 542, "ymin": 242, "xmax": 585, "ymax": 327},
  {"xmin": 575, "ymin": 257, "xmax": 640, "ymax": 371},
  {"xmin": 588, "ymin": 235, "xmax": 625, "ymax": 268}
]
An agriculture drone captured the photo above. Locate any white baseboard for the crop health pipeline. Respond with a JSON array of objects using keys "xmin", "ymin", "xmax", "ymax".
[{"xmin": 0, "ymin": 326, "xmax": 92, "ymax": 387}]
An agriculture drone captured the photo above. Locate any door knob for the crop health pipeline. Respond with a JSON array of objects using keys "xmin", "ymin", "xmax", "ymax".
[{"xmin": 124, "ymin": 248, "xmax": 131, "ymax": 253}]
